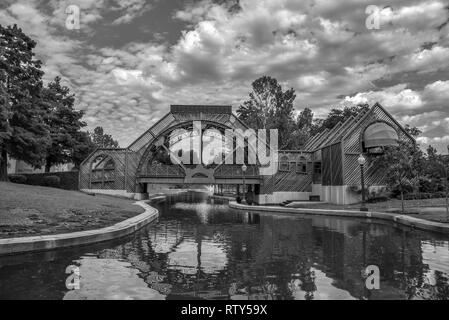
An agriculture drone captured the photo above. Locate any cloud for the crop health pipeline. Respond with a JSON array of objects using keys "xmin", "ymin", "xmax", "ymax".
[
  {"xmin": 1, "ymin": 0, "xmax": 448, "ymax": 151},
  {"xmin": 110, "ymin": 0, "xmax": 153, "ymax": 25},
  {"xmin": 343, "ymin": 84, "xmax": 424, "ymax": 111}
]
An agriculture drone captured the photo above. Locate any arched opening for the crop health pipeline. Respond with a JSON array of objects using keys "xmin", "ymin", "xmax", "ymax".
[
  {"xmin": 90, "ymin": 154, "xmax": 116, "ymax": 189},
  {"xmin": 279, "ymin": 155, "xmax": 290, "ymax": 172},
  {"xmin": 362, "ymin": 122, "xmax": 399, "ymax": 154},
  {"xmin": 296, "ymin": 156, "xmax": 307, "ymax": 174}
]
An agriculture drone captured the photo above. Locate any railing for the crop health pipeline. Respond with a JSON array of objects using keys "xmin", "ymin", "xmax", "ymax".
[
  {"xmin": 214, "ymin": 165, "xmax": 259, "ymax": 177},
  {"xmin": 143, "ymin": 164, "xmax": 260, "ymax": 178},
  {"xmin": 146, "ymin": 164, "xmax": 185, "ymax": 177}
]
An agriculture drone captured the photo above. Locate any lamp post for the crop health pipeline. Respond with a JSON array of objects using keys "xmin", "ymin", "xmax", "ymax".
[
  {"xmin": 242, "ymin": 164, "xmax": 247, "ymax": 204},
  {"xmin": 358, "ymin": 154, "xmax": 368, "ymax": 212}
]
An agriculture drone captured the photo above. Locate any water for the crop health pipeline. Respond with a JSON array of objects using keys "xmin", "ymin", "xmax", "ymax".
[{"xmin": 1, "ymin": 191, "xmax": 449, "ymax": 300}]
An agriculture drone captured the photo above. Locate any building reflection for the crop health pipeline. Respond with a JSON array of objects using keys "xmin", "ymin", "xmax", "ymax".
[{"xmin": 93, "ymin": 194, "xmax": 449, "ymax": 300}]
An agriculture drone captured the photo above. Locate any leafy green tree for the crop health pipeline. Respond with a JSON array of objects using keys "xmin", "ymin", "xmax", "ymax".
[
  {"xmin": 293, "ymin": 107, "xmax": 315, "ymax": 149},
  {"xmin": 425, "ymin": 145, "xmax": 449, "ymax": 220},
  {"xmin": 404, "ymin": 124, "xmax": 422, "ymax": 139},
  {"xmin": 71, "ymin": 131, "xmax": 95, "ymax": 170},
  {"xmin": 0, "ymin": 24, "xmax": 50, "ymax": 181},
  {"xmin": 42, "ymin": 76, "xmax": 86, "ymax": 172},
  {"xmin": 373, "ymin": 140, "xmax": 422, "ymax": 213},
  {"xmin": 89, "ymin": 126, "xmax": 119, "ymax": 148},
  {"xmin": 237, "ymin": 76, "xmax": 300, "ymax": 149},
  {"xmin": 315, "ymin": 104, "xmax": 370, "ymax": 133}
]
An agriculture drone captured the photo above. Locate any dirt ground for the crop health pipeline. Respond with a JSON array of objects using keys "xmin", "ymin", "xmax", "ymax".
[{"xmin": 0, "ymin": 182, "xmax": 144, "ymax": 238}]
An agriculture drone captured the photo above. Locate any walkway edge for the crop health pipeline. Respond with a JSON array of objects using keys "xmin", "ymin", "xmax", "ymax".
[
  {"xmin": 0, "ymin": 201, "xmax": 159, "ymax": 256},
  {"xmin": 229, "ymin": 202, "xmax": 449, "ymax": 234}
]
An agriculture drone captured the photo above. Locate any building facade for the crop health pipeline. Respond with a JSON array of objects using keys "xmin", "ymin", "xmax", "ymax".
[{"xmin": 79, "ymin": 103, "xmax": 413, "ymax": 204}]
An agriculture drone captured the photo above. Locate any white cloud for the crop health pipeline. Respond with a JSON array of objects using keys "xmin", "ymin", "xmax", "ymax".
[
  {"xmin": 343, "ymin": 84, "xmax": 423, "ymax": 110},
  {"xmin": 1, "ymin": 0, "xmax": 448, "ymax": 149}
]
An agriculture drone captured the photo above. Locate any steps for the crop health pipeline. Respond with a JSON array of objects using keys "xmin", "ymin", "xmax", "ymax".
[{"xmin": 280, "ymin": 200, "xmax": 293, "ymax": 207}]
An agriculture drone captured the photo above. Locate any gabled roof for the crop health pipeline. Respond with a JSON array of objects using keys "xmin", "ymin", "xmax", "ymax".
[
  {"xmin": 307, "ymin": 128, "xmax": 330, "ymax": 151},
  {"xmin": 127, "ymin": 105, "xmax": 251, "ymax": 153},
  {"xmin": 303, "ymin": 102, "xmax": 412, "ymax": 152}
]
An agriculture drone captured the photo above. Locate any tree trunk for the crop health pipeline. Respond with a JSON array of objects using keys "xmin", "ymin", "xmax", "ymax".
[
  {"xmin": 45, "ymin": 158, "xmax": 52, "ymax": 173},
  {"xmin": 400, "ymin": 190, "xmax": 405, "ymax": 214},
  {"xmin": 446, "ymin": 175, "xmax": 449, "ymax": 221},
  {"xmin": 0, "ymin": 147, "xmax": 8, "ymax": 181}
]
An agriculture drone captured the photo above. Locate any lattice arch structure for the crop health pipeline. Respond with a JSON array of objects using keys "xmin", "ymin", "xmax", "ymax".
[{"xmin": 79, "ymin": 105, "xmax": 266, "ymax": 193}]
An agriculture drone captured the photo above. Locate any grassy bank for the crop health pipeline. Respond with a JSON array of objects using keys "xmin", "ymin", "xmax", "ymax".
[
  {"xmin": 288, "ymin": 198, "xmax": 449, "ymax": 222},
  {"xmin": 0, "ymin": 182, "xmax": 143, "ymax": 238}
]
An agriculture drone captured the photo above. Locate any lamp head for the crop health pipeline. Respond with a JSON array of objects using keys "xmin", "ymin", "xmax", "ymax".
[
  {"xmin": 242, "ymin": 164, "xmax": 247, "ymax": 172},
  {"xmin": 357, "ymin": 154, "xmax": 366, "ymax": 166}
]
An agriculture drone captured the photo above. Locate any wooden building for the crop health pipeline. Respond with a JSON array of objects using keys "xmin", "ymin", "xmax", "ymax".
[{"xmin": 79, "ymin": 103, "xmax": 413, "ymax": 205}]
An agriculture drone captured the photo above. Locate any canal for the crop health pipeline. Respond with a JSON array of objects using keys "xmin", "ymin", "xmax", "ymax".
[{"xmin": 1, "ymin": 191, "xmax": 448, "ymax": 300}]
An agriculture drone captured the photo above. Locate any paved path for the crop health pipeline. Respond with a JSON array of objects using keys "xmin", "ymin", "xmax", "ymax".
[{"xmin": 229, "ymin": 202, "xmax": 449, "ymax": 234}]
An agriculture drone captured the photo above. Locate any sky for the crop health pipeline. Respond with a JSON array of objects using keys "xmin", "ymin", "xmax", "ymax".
[{"xmin": 1, "ymin": 0, "xmax": 448, "ymax": 153}]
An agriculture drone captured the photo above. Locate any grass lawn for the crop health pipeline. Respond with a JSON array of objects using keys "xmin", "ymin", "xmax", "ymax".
[
  {"xmin": 0, "ymin": 182, "xmax": 144, "ymax": 238},
  {"xmin": 289, "ymin": 197, "xmax": 449, "ymax": 223}
]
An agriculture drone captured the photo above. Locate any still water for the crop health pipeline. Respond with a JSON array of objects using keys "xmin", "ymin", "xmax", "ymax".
[{"xmin": 1, "ymin": 192, "xmax": 449, "ymax": 300}]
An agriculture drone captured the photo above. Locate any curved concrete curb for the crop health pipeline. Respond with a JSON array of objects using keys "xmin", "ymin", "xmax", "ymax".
[
  {"xmin": 229, "ymin": 202, "xmax": 449, "ymax": 235},
  {"xmin": 0, "ymin": 201, "xmax": 159, "ymax": 256}
]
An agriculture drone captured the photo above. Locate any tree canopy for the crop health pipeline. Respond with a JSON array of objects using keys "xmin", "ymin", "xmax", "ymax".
[
  {"xmin": 0, "ymin": 24, "xmax": 120, "ymax": 179},
  {"xmin": 0, "ymin": 24, "xmax": 50, "ymax": 180},
  {"xmin": 42, "ymin": 76, "xmax": 87, "ymax": 172}
]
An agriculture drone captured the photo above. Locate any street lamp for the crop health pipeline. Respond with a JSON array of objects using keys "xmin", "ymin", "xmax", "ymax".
[
  {"xmin": 242, "ymin": 164, "xmax": 247, "ymax": 204},
  {"xmin": 358, "ymin": 154, "xmax": 368, "ymax": 212}
]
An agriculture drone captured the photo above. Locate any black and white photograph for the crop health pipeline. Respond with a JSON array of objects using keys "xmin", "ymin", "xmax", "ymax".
[{"xmin": 0, "ymin": 0, "xmax": 449, "ymax": 305}]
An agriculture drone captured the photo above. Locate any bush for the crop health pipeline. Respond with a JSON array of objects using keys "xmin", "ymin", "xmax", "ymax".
[
  {"xmin": 9, "ymin": 175, "xmax": 27, "ymax": 184},
  {"xmin": 43, "ymin": 175, "xmax": 61, "ymax": 188},
  {"xmin": 9, "ymin": 171, "xmax": 79, "ymax": 190}
]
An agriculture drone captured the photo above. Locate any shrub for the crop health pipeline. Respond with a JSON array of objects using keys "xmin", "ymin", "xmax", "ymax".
[
  {"xmin": 9, "ymin": 171, "xmax": 79, "ymax": 190},
  {"xmin": 43, "ymin": 175, "xmax": 61, "ymax": 188},
  {"xmin": 9, "ymin": 175, "xmax": 27, "ymax": 184}
]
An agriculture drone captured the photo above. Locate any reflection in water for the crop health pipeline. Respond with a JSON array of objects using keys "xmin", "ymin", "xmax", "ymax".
[{"xmin": 0, "ymin": 191, "xmax": 449, "ymax": 300}]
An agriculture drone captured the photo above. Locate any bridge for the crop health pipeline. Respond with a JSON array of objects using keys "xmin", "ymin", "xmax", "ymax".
[{"xmin": 79, "ymin": 105, "xmax": 267, "ymax": 199}]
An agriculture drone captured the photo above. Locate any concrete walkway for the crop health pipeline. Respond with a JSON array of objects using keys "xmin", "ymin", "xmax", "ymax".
[
  {"xmin": 0, "ymin": 201, "xmax": 159, "ymax": 256},
  {"xmin": 229, "ymin": 202, "xmax": 449, "ymax": 235}
]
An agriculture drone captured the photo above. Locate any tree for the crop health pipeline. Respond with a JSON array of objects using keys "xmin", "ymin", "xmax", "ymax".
[
  {"xmin": 404, "ymin": 124, "xmax": 422, "ymax": 139},
  {"xmin": 71, "ymin": 131, "xmax": 95, "ymax": 169},
  {"xmin": 293, "ymin": 107, "xmax": 315, "ymax": 149},
  {"xmin": 42, "ymin": 77, "xmax": 86, "ymax": 172},
  {"xmin": 89, "ymin": 126, "xmax": 119, "ymax": 148},
  {"xmin": 237, "ymin": 76, "xmax": 300, "ymax": 149},
  {"xmin": 425, "ymin": 145, "xmax": 449, "ymax": 221},
  {"xmin": 315, "ymin": 104, "xmax": 370, "ymax": 133},
  {"xmin": 0, "ymin": 24, "xmax": 50, "ymax": 181},
  {"xmin": 373, "ymin": 140, "xmax": 422, "ymax": 213}
]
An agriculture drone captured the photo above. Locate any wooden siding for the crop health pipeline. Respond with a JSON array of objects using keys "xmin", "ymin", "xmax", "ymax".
[
  {"xmin": 343, "ymin": 103, "xmax": 415, "ymax": 186},
  {"xmin": 321, "ymin": 143, "xmax": 343, "ymax": 186}
]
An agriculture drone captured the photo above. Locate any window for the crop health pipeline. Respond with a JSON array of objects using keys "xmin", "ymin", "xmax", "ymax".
[
  {"xmin": 279, "ymin": 155, "xmax": 290, "ymax": 172},
  {"xmin": 313, "ymin": 162, "xmax": 321, "ymax": 175},
  {"xmin": 90, "ymin": 155, "xmax": 115, "ymax": 189},
  {"xmin": 296, "ymin": 156, "xmax": 307, "ymax": 174}
]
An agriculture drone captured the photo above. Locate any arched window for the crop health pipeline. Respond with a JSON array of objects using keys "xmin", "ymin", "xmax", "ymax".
[
  {"xmin": 363, "ymin": 122, "xmax": 399, "ymax": 154},
  {"xmin": 90, "ymin": 155, "xmax": 115, "ymax": 189},
  {"xmin": 296, "ymin": 156, "xmax": 307, "ymax": 174},
  {"xmin": 279, "ymin": 155, "xmax": 290, "ymax": 172}
]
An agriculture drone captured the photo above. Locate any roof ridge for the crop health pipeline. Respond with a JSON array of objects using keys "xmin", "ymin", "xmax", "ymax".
[
  {"xmin": 309, "ymin": 128, "xmax": 330, "ymax": 151},
  {"xmin": 319, "ymin": 121, "xmax": 343, "ymax": 147},
  {"xmin": 304, "ymin": 129, "xmax": 327, "ymax": 150},
  {"xmin": 324, "ymin": 115, "xmax": 356, "ymax": 146}
]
